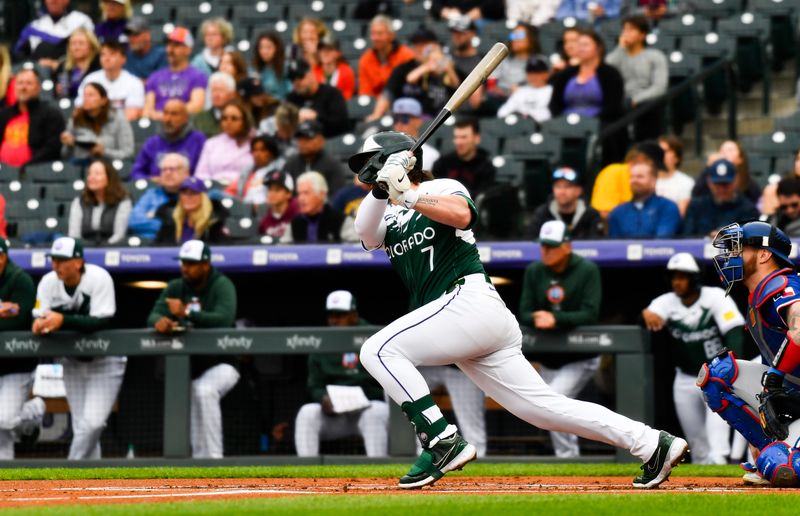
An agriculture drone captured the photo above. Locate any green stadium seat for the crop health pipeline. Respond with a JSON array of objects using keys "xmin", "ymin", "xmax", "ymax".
[
  {"xmin": 224, "ymin": 216, "xmax": 259, "ymax": 241},
  {"xmin": 0, "ymin": 164, "xmax": 21, "ymax": 182},
  {"xmin": 693, "ymin": 0, "xmax": 743, "ymax": 22},
  {"xmin": 751, "ymin": 0, "xmax": 800, "ymax": 68},
  {"xmin": 327, "ymin": 133, "xmax": 363, "ymax": 162},
  {"xmin": 659, "ymin": 14, "xmax": 713, "ymax": 40},
  {"xmin": 505, "ymin": 132, "xmax": 562, "ymax": 209},
  {"xmin": 134, "ymin": 2, "xmax": 171, "ymax": 26},
  {"xmin": 718, "ymin": 13, "xmax": 770, "ymax": 92},
  {"xmin": 24, "ymin": 161, "xmax": 82, "ymax": 183}
]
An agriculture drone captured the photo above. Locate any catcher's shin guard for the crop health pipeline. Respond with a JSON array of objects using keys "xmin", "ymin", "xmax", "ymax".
[
  {"xmin": 697, "ymin": 352, "xmax": 771, "ymax": 450},
  {"xmin": 755, "ymin": 441, "xmax": 800, "ymax": 487}
]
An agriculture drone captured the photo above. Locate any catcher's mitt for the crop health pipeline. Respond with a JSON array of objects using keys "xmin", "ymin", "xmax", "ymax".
[{"xmin": 758, "ymin": 388, "xmax": 800, "ymax": 441}]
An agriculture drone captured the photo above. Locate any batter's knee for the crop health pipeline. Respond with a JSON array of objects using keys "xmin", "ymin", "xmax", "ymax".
[{"xmin": 359, "ymin": 337, "xmax": 382, "ymax": 375}]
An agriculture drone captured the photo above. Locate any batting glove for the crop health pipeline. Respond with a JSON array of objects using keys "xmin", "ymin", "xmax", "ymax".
[{"xmin": 376, "ymin": 152, "xmax": 419, "ymax": 208}]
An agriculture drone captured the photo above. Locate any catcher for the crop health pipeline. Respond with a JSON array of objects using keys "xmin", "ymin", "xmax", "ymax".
[{"xmin": 701, "ymin": 221, "xmax": 800, "ymax": 486}]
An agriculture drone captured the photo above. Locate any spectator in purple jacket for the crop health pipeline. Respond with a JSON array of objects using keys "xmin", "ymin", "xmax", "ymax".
[
  {"xmin": 130, "ymin": 99, "xmax": 206, "ymax": 180},
  {"xmin": 95, "ymin": 0, "xmax": 131, "ymax": 44},
  {"xmin": 142, "ymin": 26, "xmax": 207, "ymax": 121}
]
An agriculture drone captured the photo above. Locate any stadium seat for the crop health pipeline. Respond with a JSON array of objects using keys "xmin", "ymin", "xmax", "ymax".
[
  {"xmin": 774, "ymin": 112, "xmax": 800, "ymax": 133},
  {"xmin": 718, "ymin": 13, "xmax": 770, "ymax": 92},
  {"xmin": 111, "ymin": 159, "xmax": 134, "ymax": 181},
  {"xmin": 0, "ymin": 181, "xmax": 39, "ymax": 202},
  {"xmin": 174, "ymin": 4, "xmax": 227, "ymax": 33},
  {"xmin": 43, "ymin": 182, "xmax": 85, "ymax": 203},
  {"xmin": 693, "ymin": 0, "xmax": 743, "ymax": 22},
  {"xmin": 231, "ymin": 3, "xmax": 285, "ymax": 30},
  {"xmin": 0, "ymin": 164, "xmax": 21, "ymax": 182},
  {"xmin": 504, "ymin": 132, "xmax": 562, "ymax": 208},
  {"xmin": 4, "ymin": 197, "xmax": 57, "ymax": 220},
  {"xmin": 666, "ymin": 52, "xmax": 703, "ymax": 135},
  {"xmin": 327, "ymin": 133, "xmax": 363, "ymax": 162},
  {"xmin": 774, "ymin": 155, "xmax": 796, "ymax": 176},
  {"xmin": 751, "ymin": 0, "xmax": 800, "ymax": 69},
  {"xmin": 480, "ymin": 115, "xmax": 538, "ymax": 143},
  {"xmin": 658, "ymin": 14, "xmax": 713, "ymax": 40},
  {"xmin": 681, "ymin": 34, "xmax": 736, "ymax": 114},
  {"xmin": 224, "ymin": 217, "xmax": 259, "ymax": 241},
  {"xmin": 134, "ymin": 2, "xmax": 171, "ymax": 26},
  {"xmin": 133, "ymin": 118, "xmax": 157, "ymax": 154},
  {"xmin": 491, "ymin": 155, "xmax": 524, "ymax": 186},
  {"xmin": 742, "ymin": 131, "xmax": 799, "ymax": 176},
  {"xmin": 347, "ymin": 95, "xmax": 375, "ymax": 123},
  {"xmin": 24, "ymin": 161, "xmax": 82, "ymax": 183},
  {"xmin": 540, "ymin": 115, "xmax": 599, "ymax": 178},
  {"xmin": 748, "ymin": 155, "xmax": 774, "ymax": 186},
  {"xmin": 219, "ymin": 197, "xmax": 254, "ymax": 219},
  {"xmin": 287, "ymin": 2, "xmax": 342, "ymax": 22},
  {"xmin": 648, "ymin": 33, "xmax": 678, "ymax": 53},
  {"xmin": 126, "ymin": 179, "xmax": 151, "ymax": 203}
]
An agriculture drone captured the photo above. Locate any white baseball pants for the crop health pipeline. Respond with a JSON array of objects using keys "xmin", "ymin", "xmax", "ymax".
[
  {"xmin": 673, "ymin": 369, "xmax": 730, "ymax": 464},
  {"xmin": 0, "ymin": 372, "xmax": 34, "ymax": 459},
  {"xmin": 537, "ymin": 356, "xmax": 601, "ymax": 458},
  {"xmin": 360, "ymin": 274, "xmax": 661, "ymax": 462},
  {"xmin": 61, "ymin": 356, "xmax": 126, "ymax": 460},
  {"xmin": 294, "ymin": 400, "xmax": 389, "ymax": 457},
  {"xmin": 191, "ymin": 363, "xmax": 240, "ymax": 459}
]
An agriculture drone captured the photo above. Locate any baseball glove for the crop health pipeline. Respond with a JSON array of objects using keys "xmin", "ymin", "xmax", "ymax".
[{"xmin": 757, "ymin": 388, "xmax": 800, "ymax": 441}]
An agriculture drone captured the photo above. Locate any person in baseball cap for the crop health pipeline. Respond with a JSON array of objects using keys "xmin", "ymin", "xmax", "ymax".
[
  {"xmin": 124, "ymin": 17, "xmax": 168, "ymax": 81},
  {"xmin": 538, "ymin": 219, "xmax": 571, "ymax": 247},
  {"xmin": 682, "ymin": 158, "xmax": 759, "ymax": 237},
  {"xmin": 177, "ymin": 239, "xmax": 212, "ymax": 263},
  {"xmin": 295, "ymin": 119, "xmax": 324, "ymax": 139},
  {"xmin": 124, "ymin": 16, "xmax": 149, "ymax": 36},
  {"xmin": 530, "ymin": 167, "xmax": 604, "ymax": 239},
  {"xmin": 179, "ymin": 176, "xmax": 208, "ymax": 194},
  {"xmin": 496, "ymin": 54, "xmax": 552, "ymax": 122},
  {"xmin": 149, "ymin": 238, "xmax": 240, "ymax": 459},
  {"xmin": 47, "ymin": 236, "xmax": 85, "ymax": 260},
  {"xmin": 326, "ymin": 289, "xmax": 359, "ymax": 326},
  {"xmin": 166, "ymin": 26, "xmax": 194, "ymax": 48},
  {"xmin": 266, "ymin": 170, "xmax": 295, "ymax": 194},
  {"xmin": 286, "ymin": 59, "xmax": 312, "ymax": 82}
]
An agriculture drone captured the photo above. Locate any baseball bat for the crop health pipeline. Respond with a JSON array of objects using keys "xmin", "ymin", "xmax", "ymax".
[{"xmin": 409, "ymin": 42, "xmax": 509, "ymax": 154}]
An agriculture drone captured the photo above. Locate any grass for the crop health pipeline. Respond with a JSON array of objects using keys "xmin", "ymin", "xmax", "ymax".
[
  {"xmin": 0, "ymin": 463, "xmax": 742, "ymax": 481},
  {"xmin": 5, "ymin": 494, "xmax": 800, "ymax": 516}
]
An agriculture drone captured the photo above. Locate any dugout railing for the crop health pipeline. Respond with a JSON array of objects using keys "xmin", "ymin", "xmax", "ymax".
[{"xmin": 0, "ymin": 326, "xmax": 652, "ymax": 466}]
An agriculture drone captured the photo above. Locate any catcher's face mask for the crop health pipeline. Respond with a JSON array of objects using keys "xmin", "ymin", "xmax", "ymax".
[{"xmin": 713, "ymin": 223, "xmax": 744, "ymax": 296}]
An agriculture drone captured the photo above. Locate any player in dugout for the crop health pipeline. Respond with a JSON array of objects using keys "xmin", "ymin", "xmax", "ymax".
[
  {"xmin": 294, "ymin": 290, "xmax": 389, "ymax": 457},
  {"xmin": 350, "ymin": 131, "xmax": 688, "ymax": 490},
  {"xmin": 701, "ymin": 221, "xmax": 800, "ymax": 486},
  {"xmin": 147, "ymin": 240, "xmax": 239, "ymax": 459},
  {"xmin": 643, "ymin": 252, "xmax": 745, "ymax": 464}
]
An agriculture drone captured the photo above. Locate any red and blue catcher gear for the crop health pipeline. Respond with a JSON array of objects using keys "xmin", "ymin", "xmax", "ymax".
[
  {"xmin": 746, "ymin": 268, "xmax": 800, "ymax": 383},
  {"xmin": 697, "ymin": 350, "xmax": 772, "ymax": 449},
  {"xmin": 755, "ymin": 441, "xmax": 800, "ymax": 487}
]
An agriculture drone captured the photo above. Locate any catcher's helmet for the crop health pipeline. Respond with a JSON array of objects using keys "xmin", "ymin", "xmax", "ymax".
[
  {"xmin": 348, "ymin": 131, "xmax": 423, "ymax": 184},
  {"xmin": 712, "ymin": 221, "xmax": 794, "ymax": 295}
]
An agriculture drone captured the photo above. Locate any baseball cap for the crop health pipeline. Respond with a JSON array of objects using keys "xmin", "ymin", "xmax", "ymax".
[
  {"xmin": 48, "ymin": 237, "xmax": 84, "ymax": 260},
  {"xmin": 286, "ymin": 59, "xmax": 311, "ymax": 81},
  {"xmin": 667, "ymin": 252, "xmax": 700, "ymax": 274},
  {"xmin": 635, "ymin": 140, "xmax": 667, "ymax": 171},
  {"xmin": 409, "ymin": 27, "xmax": 438, "ymax": 45},
  {"xmin": 448, "ymin": 15, "xmax": 476, "ymax": 33},
  {"xmin": 166, "ymin": 26, "xmax": 194, "ymax": 48},
  {"xmin": 237, "ymin": 77, "xmax": 263, "ymax": 99},
  {"xmin": 392, "ymin": 97, "xmax": 422, "ymax": 117},
  {"xmin": 179, "ymin": 177, "xmax": 208, "ymax": 193},
  {"xmin": 526, "ymin": 55, "xmax": 550, "ymax": 73},
  {"xmin": 0, "ymin": 239, "xmax": 8, "ymax": 254},
  {"xmin": 295, "ymin": 120, "xmax": 324, "ymax": 139},
  {"xmin": 124, "ymin": 17, "xmax": 149, "ymax": 35},
  {"xmin": 178, "ymin": 240, "xmax": 211, "ymax": 263},
  {"xmin": 318, "ymin": 34, "xmax": 340, "ymax": 51},
  {"xmin": 539, "ymin": 220, "xmax": 571, "ymax": 247},
  {"xmin": 552, "ymin": 167, "xmax": 579, "ymax": 184},
  {"xmin": 326, "ymin": 290, "xmax": 357, "ymax": 312},
  {"xmin": 266, "ymin": 170, "xmax": 295, "ymax": 193},
  {"xmin": 707, "ymin": 159, "xmax": 736, "ymax": 184}
]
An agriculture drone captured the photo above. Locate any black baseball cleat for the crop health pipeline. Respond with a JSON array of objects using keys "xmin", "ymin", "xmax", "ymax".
[
  {"xmin": 398, "ymin": 432, "xmax": 477, "ymax": 489},
  {"xmin": 632, "ymin": 431, "xmax": 689, "ymax": 489}
]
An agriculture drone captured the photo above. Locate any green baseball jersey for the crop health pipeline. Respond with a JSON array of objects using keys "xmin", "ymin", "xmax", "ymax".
[
  {"xmin": 377, "ymin": 179, "xmax": 484, "ymax": 310},
  {"xmin": 646, "ymin": 286, "xmax": 745, "ymax": 374}
]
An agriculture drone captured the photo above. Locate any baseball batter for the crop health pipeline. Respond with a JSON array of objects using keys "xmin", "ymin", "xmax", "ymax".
[
  {"xmin": 350, "ymin": 131, "xmax": 688, "ymax": 489},
  {"xmin": 643, "ymin": 252, "xmax": 744, "ymax": 464}
]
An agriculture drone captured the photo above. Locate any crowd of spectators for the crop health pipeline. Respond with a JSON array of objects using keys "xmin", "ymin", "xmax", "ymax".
[{"xmin": 0, "ymin": 0, "xmax": 797, "ymax": 249}]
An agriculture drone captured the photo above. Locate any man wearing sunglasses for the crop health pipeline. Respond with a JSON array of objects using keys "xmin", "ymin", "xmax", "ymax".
[
  {"xmin": 529, "ymin": 167, "xmax": 604, "ymax": 239},
  {"xmin": 391, "ymin": 98, "xmax": 439, "ymax": 171},
  {"xmin": 770, "ymin": 177, "xmax": 800, "ymax": 237}
]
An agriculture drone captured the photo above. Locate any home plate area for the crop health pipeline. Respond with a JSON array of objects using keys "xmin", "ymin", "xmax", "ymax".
[{"xmin": 0, "ymin": 476, "xmax": 798, "ymax": 508}]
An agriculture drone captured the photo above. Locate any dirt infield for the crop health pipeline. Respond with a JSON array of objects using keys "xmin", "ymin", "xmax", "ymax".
[{"xmin": 0, "ymin": 476, "xmax": 796, "ymax": 508}]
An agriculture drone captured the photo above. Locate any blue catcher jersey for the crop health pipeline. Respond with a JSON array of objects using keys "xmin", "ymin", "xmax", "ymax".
[{"xmin": 747, "ymin": 268, "xmax": 800, "ymax": 384}]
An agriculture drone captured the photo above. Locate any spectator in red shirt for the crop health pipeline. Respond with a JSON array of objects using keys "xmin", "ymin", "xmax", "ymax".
[
  {"xmin": 0, "ymin": 68, "xmax": 65, "ymax": 167},
  {"xmin": 357, "ymin": 15, "xmax": 415, "ymax": 98},
  {"xmin": 313, "ymin": 36, "xmax": 355, "ymax": 101}
]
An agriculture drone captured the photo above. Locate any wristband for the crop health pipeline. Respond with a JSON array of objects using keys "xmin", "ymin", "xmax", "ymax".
[
  {"xmin": 402, "ymin": 189, "xmax": 419, "ymax": 209},
  {"xmin": 371, "ymin": 185, "xmax": 389, "ymax": 200},
  {"xmin": 773, "ymin": 335, "xmax": 800, "ymax": 375}
]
